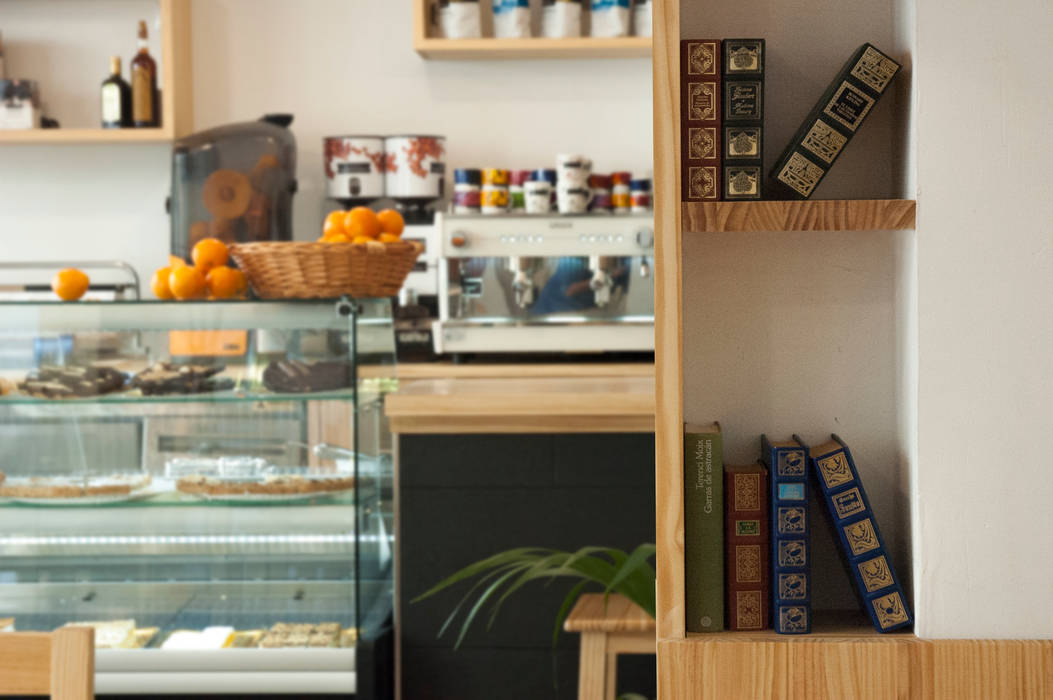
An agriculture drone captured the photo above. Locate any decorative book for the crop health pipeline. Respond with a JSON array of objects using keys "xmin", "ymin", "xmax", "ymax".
[
  {"xmin": 810, "ymin": 435, "xmax": 913, "ymax": 633},
  {"xmin": 724, "ymin": 463, "xmax": 770, "ymax": 630},
  {"xmin": 721, "ymin": 39, "xmax": 765, "ymax": 200},
  {"xmin": 761, "ymin": 435, "xmax": 810, "ymax": 634},
  {"xmin": 680, "ymin": 40, "xmax": 722, "ymax": 202},
  {"xmin": 684, "ymin": 422, "xmax": 723, "ymax": 632},
  {"xmin": 770, "ymin": 43, "xmax": 901, "ymax": 199}
]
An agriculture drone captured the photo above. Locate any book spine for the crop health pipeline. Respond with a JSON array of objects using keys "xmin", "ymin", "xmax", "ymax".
[
  {"xmin": 811, "ymin": 437, "xmax": 913, "ymax": 633},
  {"xmin": 684, "ymin": 429, "xmax": 724, "ymax": 632},
  {"xmin": 680, "ymin": 40, "xmax": 722, "ymax": 202},
  {"xmin": 724, "ymin": 468, "xmax": 770, "ymax": 630},
  {"xmin": 770, "ymin": 43, "xmax": 902, "ymax": 199},
  {"xmin": 721, "ymin": 39, "xmax": 765, "ymax": 200},
  {"xmin": 761, "ymin": 436, "xmax": 811, "ymax": 634}
]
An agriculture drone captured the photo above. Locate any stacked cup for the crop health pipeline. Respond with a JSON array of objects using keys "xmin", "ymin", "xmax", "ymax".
[
  {"xmin": 556, "ymin": 154, "xmax": 593, "ymax": 215},
  {"xmin": 525, "ymin": 169, "xmax": 557, "ymax": 214},
  {"xmin": 481, "ymin": 169, "xmax": 511, "ymax": 215}
]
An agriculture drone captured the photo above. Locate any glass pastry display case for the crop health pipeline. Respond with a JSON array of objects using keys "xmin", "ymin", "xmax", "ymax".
[{"xmin": 0, "ymin": 298, "xmax": 396, "ymax": 695}]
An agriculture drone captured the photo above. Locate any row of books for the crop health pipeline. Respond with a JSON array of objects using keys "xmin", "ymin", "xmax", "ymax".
[
  {"xmin": 680, "ymin": 39, "xmax": 901, "ymax": 201},
  {"xmin": 684, "ymin": 423, "xmax": 912, "ymax": 634}
]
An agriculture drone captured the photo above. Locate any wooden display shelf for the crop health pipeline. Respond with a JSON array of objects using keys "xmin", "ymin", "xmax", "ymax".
[
  {"xmin": 0, "ymin": 128, "xmax": 173, "ymax": 144},
  {"xmin": 414, "ymin": 36, "xmax": 652, "ymax": 60},
  {"xmin": 659, "ymin": 632, "xmax": 1053, "ymax": 699},
  {"xmin": 682, "ymin": 199, "xmax": 917, "ymax": 233}
]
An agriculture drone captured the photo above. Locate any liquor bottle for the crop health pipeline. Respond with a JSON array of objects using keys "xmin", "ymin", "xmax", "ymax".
[
  {"xmin": 101, "ymin": 56, "xmax": 131, "ymax": 129},
  {"xmin": 130, "ymin": 20, "xmax": 158, "ymax": 128}
]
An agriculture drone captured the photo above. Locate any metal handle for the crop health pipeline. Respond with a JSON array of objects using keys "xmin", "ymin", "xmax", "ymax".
[{"xmin": 0, "ymin": 260, "xmax": 141, "ymax": 299}]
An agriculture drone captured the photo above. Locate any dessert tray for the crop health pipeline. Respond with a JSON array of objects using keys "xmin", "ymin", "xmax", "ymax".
[{"xmin": 0, "ymin": 473, "xmax": 155, "ymax": 506}]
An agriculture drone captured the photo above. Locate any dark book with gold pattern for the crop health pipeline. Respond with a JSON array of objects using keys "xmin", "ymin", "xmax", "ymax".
[
  {"xmin": 809, "ymin": 435, "xmax": 913, "ymax": 633},
  {"xmin": 721, "ymin": 39, "xmax": 765, "ymax": 200},
  {"xmin": 761, "ymin": 435, "xmax": 811, "ymax": 634},
  {"xmin": 680, "ymin": 40, "xmax": 722, "ymax": 202},
  {"xmin": 724, "ymin": 463, "xmax": 770, "ymax": 630},
  {"xmin": 770, "ymin": 43, "xmax": 901, "ymax": 199},
  {"xmin": 684, "ymin": 422, "xmax": 723, "ymax": 632}
]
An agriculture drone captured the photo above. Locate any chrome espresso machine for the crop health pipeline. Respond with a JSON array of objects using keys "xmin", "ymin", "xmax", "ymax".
[{"xmin": 433, "ymin": 213, "xmax": 655, "ymax": 355}]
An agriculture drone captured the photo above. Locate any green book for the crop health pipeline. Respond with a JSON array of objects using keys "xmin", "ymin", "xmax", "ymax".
[{"xmin": 684, "ymin": 422, "xmax": 724, "ymax": 632}]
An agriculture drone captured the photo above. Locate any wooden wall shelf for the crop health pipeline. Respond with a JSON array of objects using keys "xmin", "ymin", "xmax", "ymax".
[
  {"xmin": 659, "ymin": 633, "xmax": 1053, "ymax": 699},
  {"xmin": 411, "ymin": 0, "xmax": 650, "ymax": 60},
  {"xmin": 0, "ymin": 128, "xmax": 173, "ymax": 145},
  {"xmin": 414, "ymin": 36, "xmax": 652, "ymax": 60},
  {"xmin": 682, "ymin": 199, "xmax": 917, "ymax": 233}
]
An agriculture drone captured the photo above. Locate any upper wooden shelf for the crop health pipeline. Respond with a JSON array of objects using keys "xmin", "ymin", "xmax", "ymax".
[
  {"xmin": 682, "ymin": 199, "xmax": 917, "ymax": 233},
  {"xmin": 0, "ymin": 128, "xmax": 174, "ymax": 145},
  {"xmin": 414, "ymin": 36, "xmax": 652, "ymax": 60}
]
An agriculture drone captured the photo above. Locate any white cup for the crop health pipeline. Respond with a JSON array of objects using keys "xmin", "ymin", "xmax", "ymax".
[
  {"xmin": 525, "ymin": 180, "xmax": 554, "ymax": 214},
  {"xmin": 557, "ymin": 186, "xmax": 591, "ymax": 214},
  {"xmin": 556, "ymin": 154, "xmax": 592, "ymax": 187}
]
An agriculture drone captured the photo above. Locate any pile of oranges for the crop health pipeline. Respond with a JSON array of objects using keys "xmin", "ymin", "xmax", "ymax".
[
  {"xmin": 151, "ymin": 238, "xmax": 248, "ymax": 301},
  {"xmin": 319, "ymin": 207, "xmax": 404, "ymax": 244}
]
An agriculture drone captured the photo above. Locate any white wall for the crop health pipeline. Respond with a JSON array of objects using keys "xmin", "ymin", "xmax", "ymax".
[
  {"xmin": 0, "ymin": 0, "xmax": 654, "ymax": 287},
  {"xmin": 914, "ymin": 0, "xmax": 1053, "ymax": 638}
]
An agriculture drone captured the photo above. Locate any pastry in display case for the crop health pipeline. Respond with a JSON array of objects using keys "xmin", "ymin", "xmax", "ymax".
[{"xmin": 0, "ymin": 298, "xmax": 396, "ymax": 696}]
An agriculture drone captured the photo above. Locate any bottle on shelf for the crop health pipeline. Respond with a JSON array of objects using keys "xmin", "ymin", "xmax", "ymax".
[
  {"xmin": 130, "ymin": 20, "xmax": 159, "ymax": 128},
  {"xmin": 100, "ymin": 56, "xmax": 131, "ymax": 129}
]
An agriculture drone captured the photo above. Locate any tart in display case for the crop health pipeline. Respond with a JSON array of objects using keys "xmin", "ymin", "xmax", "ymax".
[{"xmin": 0, "ymin": 299, "xmax": 396, "ymax": 696}]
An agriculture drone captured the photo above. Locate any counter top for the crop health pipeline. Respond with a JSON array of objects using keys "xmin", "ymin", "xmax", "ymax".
[{"xmin": 385, "ymin": 373, "xmax": 655, "ymax": 434}]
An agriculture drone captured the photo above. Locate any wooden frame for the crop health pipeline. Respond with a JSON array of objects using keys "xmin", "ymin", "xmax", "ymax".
[
  {"xmin": 412, "ymin": 0, "xmax": 652, "ymax": 60},
  {"xmin": 0, "ymin": 628, "xmax": 94, "ymax": 699},
  {"xmin": 0, "ymin": 0, "xmax": 192, "ymax": 144},
  {"xmin": 652, "ymin": 0, "xmax": 1053, "ymax": 696}
]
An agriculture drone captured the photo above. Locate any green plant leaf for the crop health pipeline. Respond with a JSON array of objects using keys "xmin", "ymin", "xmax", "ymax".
[
  {"xmin": 437, "ymin": 562, "xmax": 523, "ymax": 640},
  {"xmin": 551, "ymin": 578, "xmax": 591, "ymax": 647},
  {"xmin": 487, "ymin": 551, "xmax": 571, "ymax": 630},
  {"xmin": 412, "ymin": 547, "xmax": 549, "ymax": 603},
  {"xmin": 454, "ymin": 563, "xmax": 533, "ymax": 649},
  {"xmin": 605, "ymin": 543, "xmax": 656, "ymax": 600}
]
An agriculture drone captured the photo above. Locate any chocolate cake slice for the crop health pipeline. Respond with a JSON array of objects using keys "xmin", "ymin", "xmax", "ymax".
[{"xmin": 263, "ymin": 360, "xmax": 353, "ymax": 394}]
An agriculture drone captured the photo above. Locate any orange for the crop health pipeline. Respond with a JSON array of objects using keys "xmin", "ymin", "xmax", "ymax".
[
  {"xmin": 317, "ymin": 235, "xmax": 328, "ymax": 243},
  {"xmin": 377, "ymin": 209, "xmax": 405, "ymax": 237},
  {"xmin": 327, "ymin": 233, "xmax": 352, "ymax": 243},
  {"xmin": 191, "ymin": 238, "xmax": 229, "ymax": 273},
  {"xmin": 151, "ymin": 267, "xmax": 175, "ymax": 300},
  {"xmin": 169, "ymin": 255, "xmax": 188, "ymax": 269},
  {"xmin": 206, "ymin": 266, "xmax": 246, "ymax": 300},
  {"xmin": 52, "ymin": 268, "xmax": 90, "ymax": 302},
  {"xmin": 378, "ymin": 233, "xmax": 402, "ymax": 244},
  {"xmin": 168, "ymin": 265, "xmax": 206, "ymax": 300},
  {"xmin": 324, "ymin": 210, "xmax": 346, "ymax": 232},
  {"xmin": 352, "ymin": 235, "xmax": 373, "ymax": 245},
  {"xmin": 344, "ymin": 207, "xmax": 381, "ymax": 239}
]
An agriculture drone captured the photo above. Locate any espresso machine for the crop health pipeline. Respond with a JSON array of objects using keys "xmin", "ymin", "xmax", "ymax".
[{"xmin": 433, "ymin": 213, "xmax": 655, "ymax": 355}]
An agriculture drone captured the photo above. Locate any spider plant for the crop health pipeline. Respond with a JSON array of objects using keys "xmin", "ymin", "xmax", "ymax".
[{"xmin": 412, "ymin": 544, "xmax": 656, "ymax": 649}]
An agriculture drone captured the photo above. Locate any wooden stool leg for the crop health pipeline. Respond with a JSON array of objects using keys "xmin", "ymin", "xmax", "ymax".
[
  {"xmin": 605, "ymin": 649, "xmax": 619, "ymax": 700},
  {"xmin": 578, "ymin": 631, "xmax": 607, "ymax": 700}
]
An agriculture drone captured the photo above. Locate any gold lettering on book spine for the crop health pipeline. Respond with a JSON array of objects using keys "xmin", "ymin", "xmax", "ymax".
[
  {"xmin": 823, "ymin": 81, "xmax": 875, "ymax": 132},
  {"xmin": 736, "ymin": 591, "xmax": 763, "ymax": 629},
  {"xmin": 688, "ymin": 42, "xmax": 717, "ymax": 75},
  {"xmin": 801, "ymin": 120, "xmax": 848, "ymax": 164},
  {"xmin": 851, "ymin": 46, "xmax": 900, "ymax": 93},
  {"xmin": 733, "ymin": 473, "xmax": 760, "ymax": 511},
  {"xmin": 872, "ymin": 591, "xmax": 909, "ymax": 628},
  {"xmin": 688, "ymin": 82, "xmax": 716, "ymax": 121},
  {"xmin": 688, "ymin": 127, "xmax": 716, "ymax": 160},
  {"xmin": 858, "ymin": 555, "xmax": 895, "ymax": 592}
]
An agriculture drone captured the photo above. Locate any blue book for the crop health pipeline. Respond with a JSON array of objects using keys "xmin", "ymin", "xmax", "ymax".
[
  {"xmin": 809, "ymin": 435, "xmax": 913, "ymax": 633},
  {"xmin": 761, "ymin": 435, "xmax": 810, "ymax": 634}
]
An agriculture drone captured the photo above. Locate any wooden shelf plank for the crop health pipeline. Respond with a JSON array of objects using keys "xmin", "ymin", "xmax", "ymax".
[
  {"xmin": 0, "ymin": 128, "xmax": 173, "ymax": 145},
  {"xmin": 682, "ymin": 199, "xmax": 917, "ymax": 232},
  {"xmin": 414, "ymin": 36, "xmax": 652, "ymax": 60}
]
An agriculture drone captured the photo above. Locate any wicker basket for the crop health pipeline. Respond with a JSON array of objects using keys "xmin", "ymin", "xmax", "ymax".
[{"xmin": 228, "ymin": 240, "xmax": 423, "ymax": 300}]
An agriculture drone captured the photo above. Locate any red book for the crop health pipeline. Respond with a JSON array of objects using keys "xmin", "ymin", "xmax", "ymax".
[
  {"xmin": 680, "ymin": 40, "xmax": 722, "ymax": 202},
  {"xmin": 725, "ymin": 464, "xmax": 770, "ymax": 630}
]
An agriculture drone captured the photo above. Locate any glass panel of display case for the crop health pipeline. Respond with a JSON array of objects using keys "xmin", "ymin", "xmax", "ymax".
[{"xmin": 0, "ymin": 298, "xmax": 395, "ymax": 693}]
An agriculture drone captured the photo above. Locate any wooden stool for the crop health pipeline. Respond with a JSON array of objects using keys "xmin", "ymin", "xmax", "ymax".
[{"xmin": 564, "ymin": 593, "xmax": 657, "ymax": 700}]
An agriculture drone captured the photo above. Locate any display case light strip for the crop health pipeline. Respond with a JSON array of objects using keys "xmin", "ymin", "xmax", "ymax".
[{"xmin": 0, "ymin": 533, "xmax": 391, "ymax": 546}]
